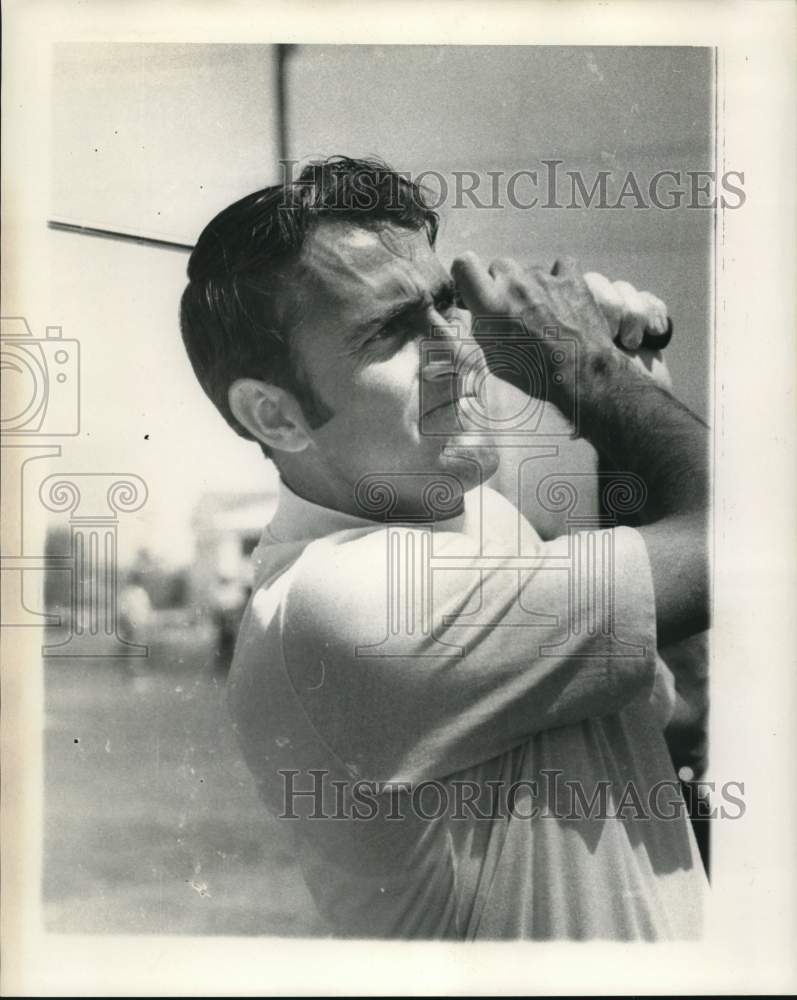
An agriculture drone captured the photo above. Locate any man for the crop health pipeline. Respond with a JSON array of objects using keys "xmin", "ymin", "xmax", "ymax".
[{"xmin": 180, "ymin": 156, "xmax": 709, "ymax": 939}]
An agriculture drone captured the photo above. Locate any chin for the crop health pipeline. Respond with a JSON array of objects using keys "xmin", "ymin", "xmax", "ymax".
[{"xmin": 438, "ymin": 438, "xmax": 500, "ymax": 489}]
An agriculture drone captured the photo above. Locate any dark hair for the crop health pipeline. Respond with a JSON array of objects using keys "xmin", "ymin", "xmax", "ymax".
[{"xmin": 180, "ymin": 155, "xmax": 440, "ymax": 456}]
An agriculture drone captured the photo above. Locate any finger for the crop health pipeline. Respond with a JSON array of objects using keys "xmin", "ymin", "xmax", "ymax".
[
  {"xmin": 487, "ymin": 256, "xmax": 521, "ymax": 279},
  {"xmin": 451, "ymin": 251, "xmax": 501, "ymax": 313},
  {"xmin": 550, "ymin": 255, "xmax": 579, "ymax": 277},
  {"xmin": 647, "ymin": 351, "xmax": 673, "ymax": 391},
  {"xmin": 626, "ymin": 348, "xmax": 674, "ymax": 391},
  {"xmin": 614, "ymin": 280, "xmax": 646, "ymax": 350},
  {"xmin": 583, "ymin": 271, "xmax": 624, "ymax": 336},
  {"xmin": 639, "ymin": 291, "xmax": 668, "ymax": 336}
]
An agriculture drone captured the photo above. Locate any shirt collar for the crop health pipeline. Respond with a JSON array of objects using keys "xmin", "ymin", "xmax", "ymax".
[
  {"xmin": 265, "ymin": 478, "xmax": 377, "ymax": 543},
  {"xmin": 264, "ymin": 476, "xmax": 472, "ymax": 544}
]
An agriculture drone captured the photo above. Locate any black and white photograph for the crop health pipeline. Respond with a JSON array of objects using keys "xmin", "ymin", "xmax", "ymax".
[{"xmin": 2, "ymin": 1, "xmax": 795, "ymax": 995}]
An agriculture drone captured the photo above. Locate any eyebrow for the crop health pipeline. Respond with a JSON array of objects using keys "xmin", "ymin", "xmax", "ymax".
[{"xmin": 348, "ymin": 277, "xmax": 458, "ymax": 344}]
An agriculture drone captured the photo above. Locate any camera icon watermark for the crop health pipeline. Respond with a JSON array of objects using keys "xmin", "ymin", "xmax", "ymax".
[
  {"xmin": 1, "ymin": 316, "xmax": 148, "ymax": 656},
  {"xmin": 418, "ymin": 319, "xmax": 578, "ymax": 438},
  {"xmin": 0, "ymin": 317, "xmax": 80, "ymax": 436}
]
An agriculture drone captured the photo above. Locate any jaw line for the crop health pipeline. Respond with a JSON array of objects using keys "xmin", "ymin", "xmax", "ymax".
[{"xmin": 423, "ymin": 394, "xmax": 479, "ymax": 418}]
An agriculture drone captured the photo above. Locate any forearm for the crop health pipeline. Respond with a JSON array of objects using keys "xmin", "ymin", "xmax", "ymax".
[
  {"xmin": 453, "ymin": 252, "xmax": 710, "ymax": 644},
  {"xmin": 549, "ymin": 342, "xmax": 710, "ymax": 524}
]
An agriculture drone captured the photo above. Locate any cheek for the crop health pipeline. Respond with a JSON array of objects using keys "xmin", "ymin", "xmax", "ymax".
[{"xmin": 340, "ymin": 347, "xmax": 421, "ymax": 425}]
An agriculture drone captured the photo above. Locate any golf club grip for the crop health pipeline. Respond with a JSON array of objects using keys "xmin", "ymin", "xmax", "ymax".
[{"xmin": 614, "ymin": 316, "xmax": 673, "ymax": 352}]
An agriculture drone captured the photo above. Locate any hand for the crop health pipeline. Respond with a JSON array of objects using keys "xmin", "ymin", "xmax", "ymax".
[
  {"xmin": 451, "ymin": 251, "xmax": 614, "ymax": 362},
  {"xmin": 583, "ymin": 272, "xmax": 669, "ymax": 350},
  {"xmin": 452, "ymin": 252, "xmax": 672, "ymax": 392},
  {"xmin": 583, "ymin": 271, "xmax": 673, "ymax": 391}
]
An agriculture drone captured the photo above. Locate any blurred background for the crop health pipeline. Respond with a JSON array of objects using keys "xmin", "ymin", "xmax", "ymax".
[{"xmin": 15, "ymin": 44, "xmax": 712, "ymax": 934}]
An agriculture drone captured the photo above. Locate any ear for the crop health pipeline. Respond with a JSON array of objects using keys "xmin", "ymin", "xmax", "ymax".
[{"xmin": 228, "ymin": 379, "xmax": 311, "ymax": 454}]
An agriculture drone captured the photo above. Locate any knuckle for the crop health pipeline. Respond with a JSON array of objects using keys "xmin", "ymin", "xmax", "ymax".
[
  {"xmin": 602, "ymin": 284, "xmax": 624, "ymax": 310},
  {"xmin": 652, "ymin": 294, "xmax": 667, "ymax": 314},
  {"xmin": 613, "ymin": 279, "xmax": 637, "ymax": 302},
  {"xmin": 583, "ymin": 270, "xmax": 610, "ymax": 291},
  {"xmin": 489, "ymin": 256, "xmax": 518, "ymax": 276},
  {"xmin": 630, "ymin": 301, "xmax": 647, "ymax": 321},
  {"xmin": 513, "ymin": 273, "xmax": 542, "ymax": 299}
]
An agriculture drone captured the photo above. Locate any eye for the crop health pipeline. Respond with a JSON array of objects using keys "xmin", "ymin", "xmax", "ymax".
[
  {"xmin": 362, "ymin": 318, "xmax": 412, "ymax": 353},
  {"xmin": 367, "ymin": 319, "xmax": 404, "ymax": 344}
]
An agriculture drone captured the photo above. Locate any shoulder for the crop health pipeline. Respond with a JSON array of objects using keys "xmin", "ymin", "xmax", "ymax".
[
  {"xmin": 280, "ymin": 519, "xmax": 489, "ymax": 653},
  {"xmin": 288, "ymin": 526, "xmax": 384, "ymax": 606},
  {"xmin": 284, "ymin": 524, "xmax": 430, "ymax": 635},
  {"xmin": 290, "ymin": 524, "xmax": 389, "ymax": 586}
]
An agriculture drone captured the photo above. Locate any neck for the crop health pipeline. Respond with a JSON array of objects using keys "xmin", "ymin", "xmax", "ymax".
[{"xmin": 275, "ymin": 455, "xmax": 466, "ymax": 523}]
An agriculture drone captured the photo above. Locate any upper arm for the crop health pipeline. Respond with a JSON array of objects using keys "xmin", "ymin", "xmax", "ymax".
[{"xmin": 281, "ymin": 526, "xmax": 658, "ymax": 783}]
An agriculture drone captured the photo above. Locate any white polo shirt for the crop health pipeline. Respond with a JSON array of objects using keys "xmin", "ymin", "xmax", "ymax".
[{"xmin": 228, "ymin": 479, "xmax": 705, "ymax": 939}]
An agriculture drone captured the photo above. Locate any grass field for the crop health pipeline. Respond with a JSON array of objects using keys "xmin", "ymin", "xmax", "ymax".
[{"xmin": 43, "ymin": 630, "xmax": 326, "ymax": 937}]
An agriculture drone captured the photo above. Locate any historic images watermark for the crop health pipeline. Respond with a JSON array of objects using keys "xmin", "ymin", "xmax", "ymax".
[
  {"xmin": 278, "ymin": 768, "xmax": 745, "ymax": 823},
  {"xmin": 349, "ymin": 312, "xmax": 652, "ymax": 663},
  {"xmin": 279, "ymin": 158, "xmax": 746, "ymax": 212},
  {"xmin": 0, "ymin": 316, "xmax": 149, "ymax": 656}
]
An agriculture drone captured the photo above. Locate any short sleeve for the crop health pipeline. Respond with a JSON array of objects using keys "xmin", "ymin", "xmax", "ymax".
[{"xmin": 280, "ymin": 523, "xmax": 658, "ymax": 784}]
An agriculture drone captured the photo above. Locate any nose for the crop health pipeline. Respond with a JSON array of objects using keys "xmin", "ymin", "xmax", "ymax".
[
  {"xmin": 421, "ymin": 326, "xmax": 461, "ymax": 384},
  {"xmin": 420, "ymin": 317, "xmax": 489, "ymax": 419}
]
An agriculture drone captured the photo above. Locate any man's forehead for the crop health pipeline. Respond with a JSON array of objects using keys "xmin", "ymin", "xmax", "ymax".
[{"xmin": 298, "ymin": 220, "xmax": 446, "ymax": 305}]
